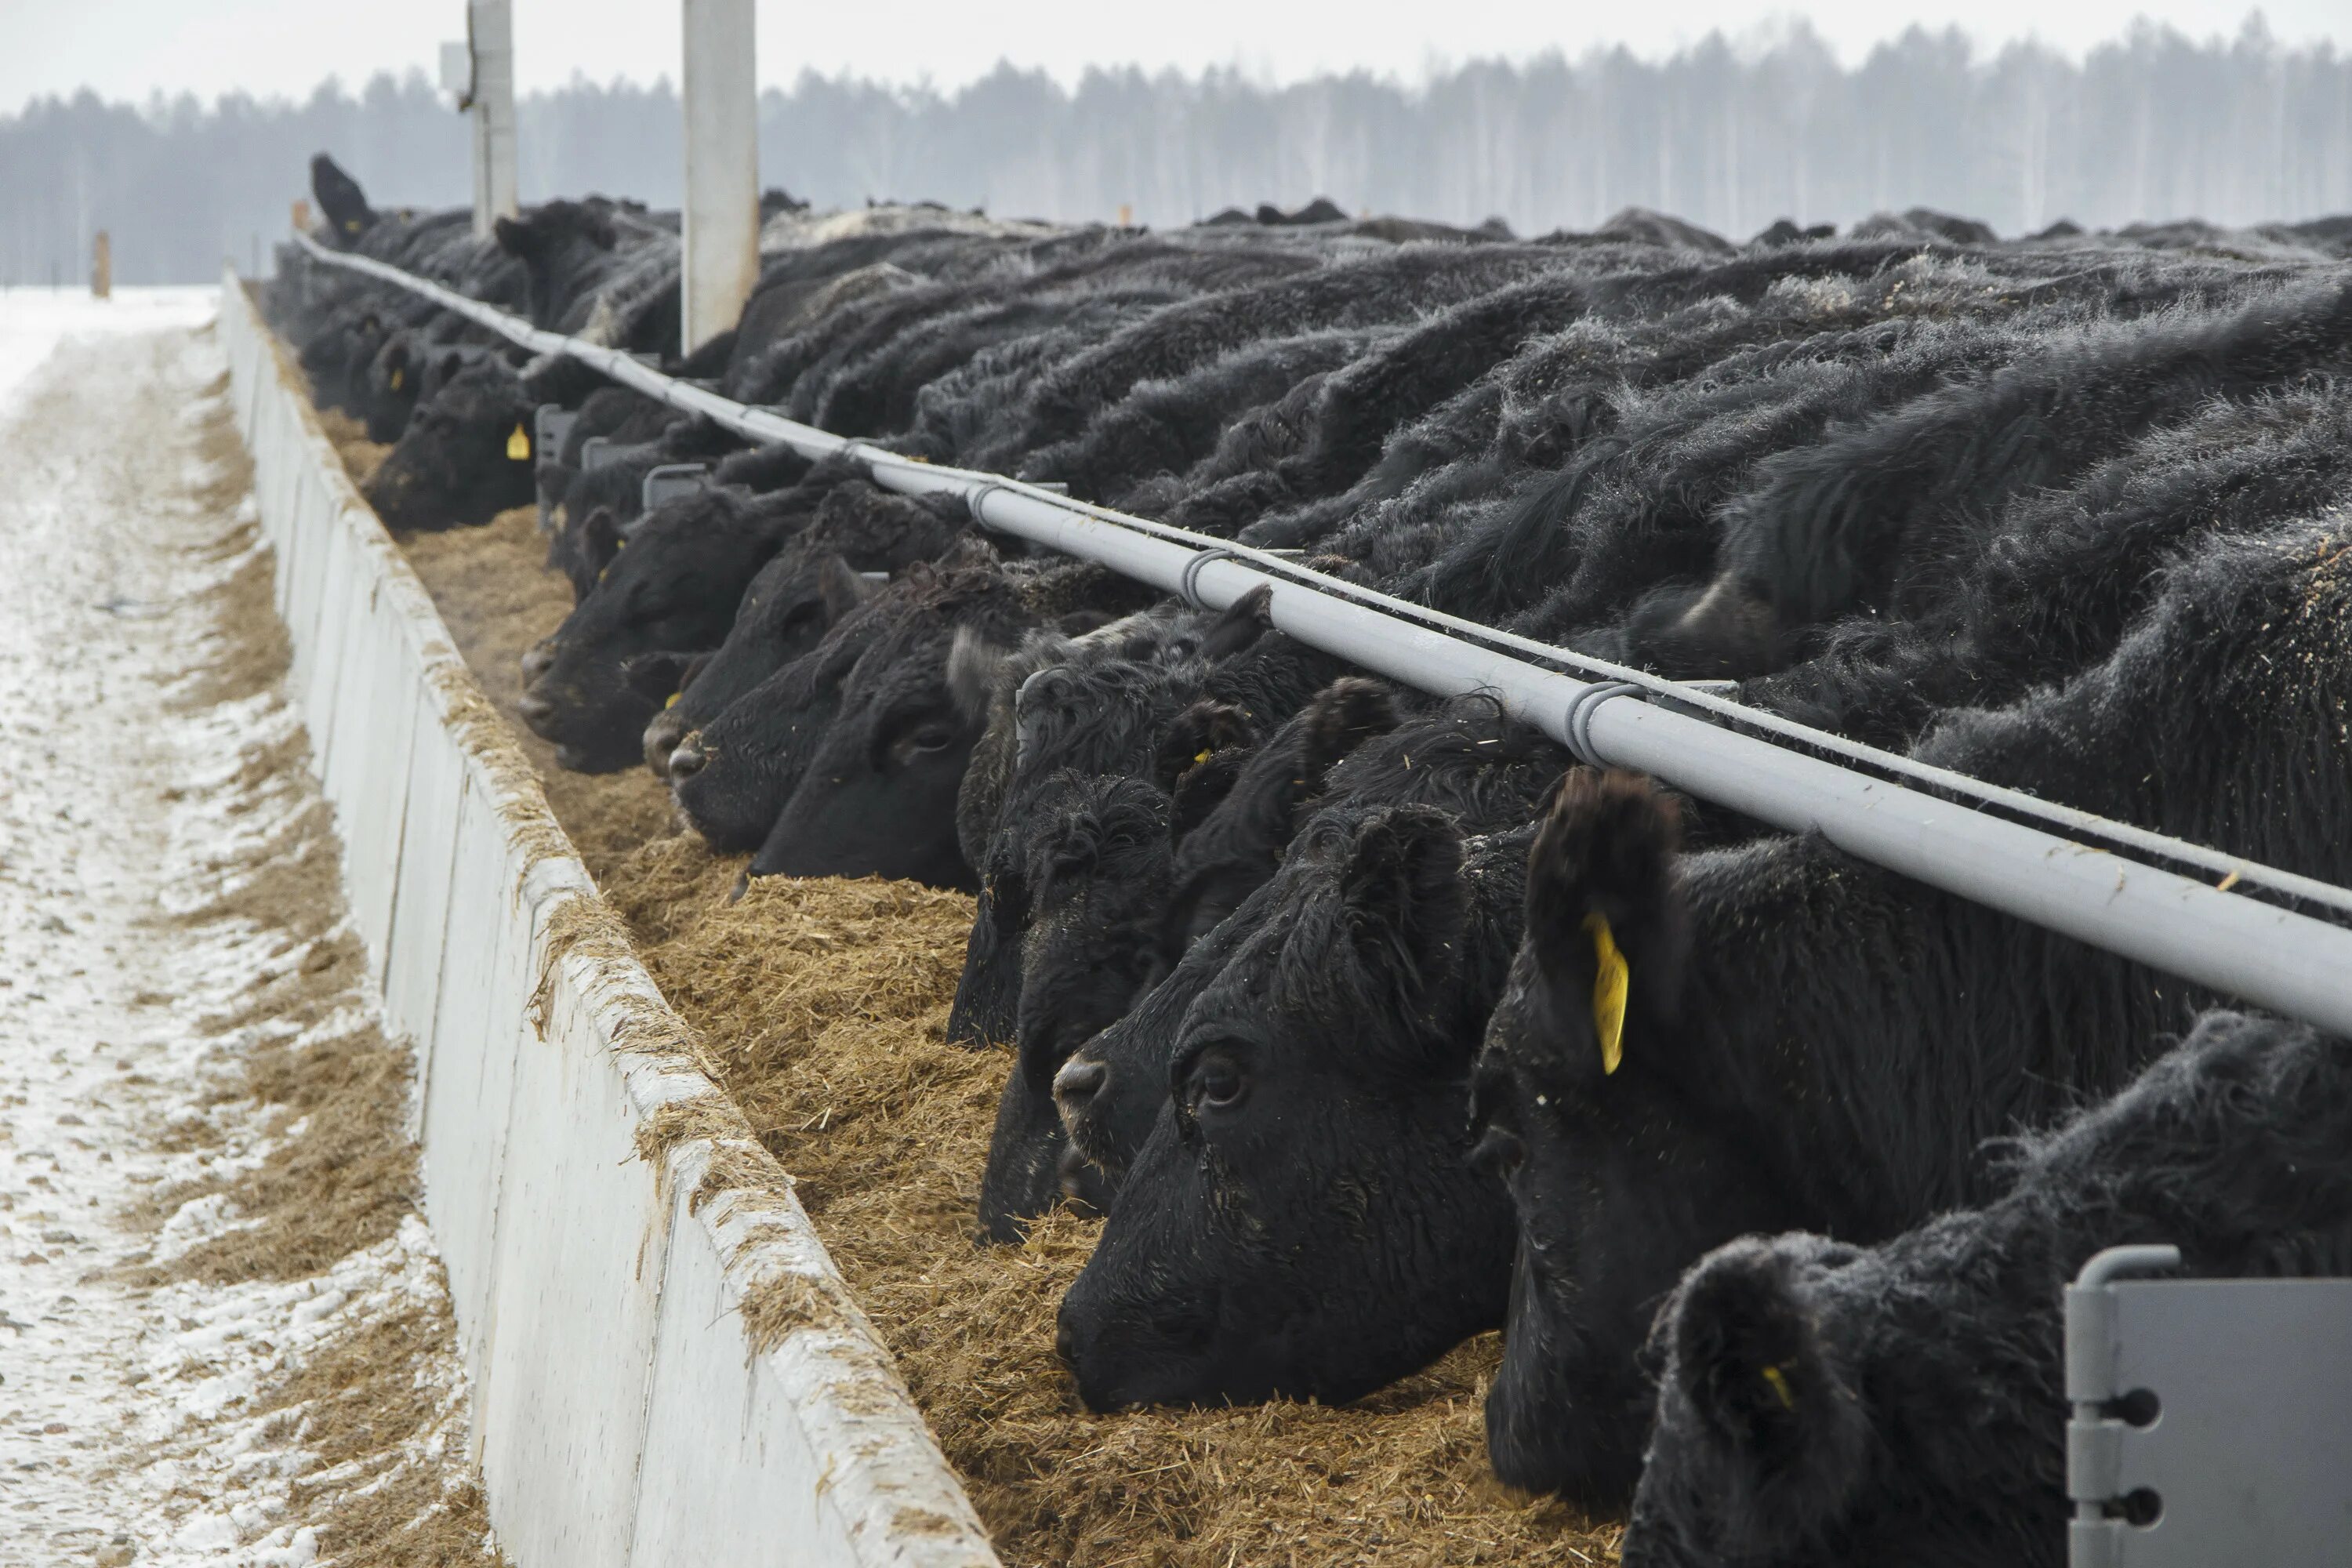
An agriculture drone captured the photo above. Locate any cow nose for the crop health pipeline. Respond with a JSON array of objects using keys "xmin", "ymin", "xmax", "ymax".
[
  {"xmin": 516, "ymin": 692, "xmax": 557, "ymax": 732},
  {"xmin": 1054, "ymin": 1316, "xmax": 1078, "ymax": 1367},
  {"xmin": 1053, "ymin": 1056, "xmax": 1107, "ymax": 1123},
  {"xmin": 668, "ymin": 739, "xmax": 709, "ymax": 781},
  {"xmin": 521, "ymin": 643, "xmax": 555, "ymax": 681},
  {"xmin": 643, "ymin": 713, "xmax": 688, "ymax": 777}
]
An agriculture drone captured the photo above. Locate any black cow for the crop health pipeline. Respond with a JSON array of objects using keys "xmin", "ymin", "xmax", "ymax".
[
  {"xmin": 310, "ymin": 153, "xmax": 377, "ymax": 245},
  {"xmin": 1055, "ymin": 803, "xmax": 1526, "ymax": 1408},
  {"xmin": 518, "ymin": 483, "xmax": 803, "ymax": 770},
  {"xmin": 1645, "ymin": 274, "xmax": 2352, "ymax": 673},
  {"xmin": 361, "ymin": 358, "xmax": 539, "ymax": 530},
  {"xmin": 1628, "ymin": 1008, "xmax": 2352, "ymax": 1568},
  {"xmin": 1050, "ymin": 693, "xmax": 1570, "ymax": 1205},
  {"xmin": 648, "ymin": 474, "xmax": 962, "ymax": 777},
  {"xmin": 1475, "ymin": 510, "xmax": 2352, "ymax": 1501}
]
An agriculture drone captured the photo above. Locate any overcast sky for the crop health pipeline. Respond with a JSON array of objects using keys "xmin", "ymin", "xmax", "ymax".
[{"xmin": 6, "ymin": 1, "xmax": 2343, "ymax": 114}]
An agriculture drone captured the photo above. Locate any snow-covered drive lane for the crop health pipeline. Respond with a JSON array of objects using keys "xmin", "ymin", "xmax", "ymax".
[{"xmin": 0, "ymin": 294, "xmax": 492, "ymax": 1566}]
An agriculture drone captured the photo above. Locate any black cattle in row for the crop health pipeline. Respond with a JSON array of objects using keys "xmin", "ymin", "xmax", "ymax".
[
  {"xmin": 645, "ymin": 473, "xmax": 960, "ymax": 774},
  {"xmin": 519, "ymin": 482, "xmax": 810, "ymax": 769},
  {"xmin": 1643, "ymin": 274, "xmax": 2352, "ymax": 674},
  {"xmin": 1629, "ymin": 1008, "xmax": 2352, "ymax": 1568},
  {"xmin": 1044, "ymin": 691, "xmax": 1562, "ymax": 1222},
  {"xmin": 1054, "ymin": 505, "xmax": 2350, "ymax": 1454},
  {"xmin": 1475, "ymin": 511, "xmax": 2352, "ymax": 1504}
]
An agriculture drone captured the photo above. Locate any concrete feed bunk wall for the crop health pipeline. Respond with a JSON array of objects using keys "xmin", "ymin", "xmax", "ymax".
[{"xmin": 218, "ymin": 275, "xmax": 1000, "ymax": 1568}]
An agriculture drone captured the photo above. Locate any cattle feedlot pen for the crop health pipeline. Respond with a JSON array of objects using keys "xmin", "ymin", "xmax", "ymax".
[{"xmin": 286, "ymin": 232, "xmax": 2352, "ymax": 1037}]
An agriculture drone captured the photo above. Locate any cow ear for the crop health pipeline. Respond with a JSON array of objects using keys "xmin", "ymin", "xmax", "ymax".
[
  {"xmin": 622, "ymin": 650, "xmax": 699, "ymax": 703},
  {"xmin": 439, "ymin": 350, "xmax": 466, "ymax": 383},
  {"xmin": 1169, "ymin": 750, "xmax": 1247, "ymax": 843},
  {"xmin": 1200, "ymin": 583, "xmax": 1275, "ymax": 661},
  {"xmin": 492, "ymin": 214, "xmax": 526, "ymax": 253},
  {"xmin": 817, "ymin": 554, "xmax": 880, "ymax": 623},
  {"xmin": 1661, "ymin": 1240, "xmax": 1867, "ymax": 1526},
  {"xmin": 1301, "ymin": 677, "xmax": 1398, "ymax": 791},
  {"xmin": 1523, "ymin": 768, "xmax": 1686, "ymax": 1077},
  {"xmin": 580, "ymin": 507, "xmax": 625, "ymax": 579},
  {"xmin": 1155, "ymin": 699, "xmax": 1252, "ymax": 793},
  {"xmin": 1338, "ymin": 805, "xmax": 1468, "ymax": 1000}
]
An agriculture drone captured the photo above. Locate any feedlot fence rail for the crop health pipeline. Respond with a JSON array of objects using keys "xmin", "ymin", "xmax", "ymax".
[{"xmin": 287, "ymin": 232, "xmax": 2352, "ymax": 1037}]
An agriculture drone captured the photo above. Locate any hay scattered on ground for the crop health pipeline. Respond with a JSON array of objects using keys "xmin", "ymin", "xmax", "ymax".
[{"xmin": 135, "ymin": 382, "xmax": 502, "ymax": 1567}]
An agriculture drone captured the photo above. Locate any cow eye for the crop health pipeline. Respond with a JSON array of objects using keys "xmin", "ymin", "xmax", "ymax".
[
  {"xmin": 1192, "ymin": 1048, "xmax": 1247, "ymax": 1113},
  {"xmin": 906, "ymin": 725, "xmax": 954, "ymax": 753}
]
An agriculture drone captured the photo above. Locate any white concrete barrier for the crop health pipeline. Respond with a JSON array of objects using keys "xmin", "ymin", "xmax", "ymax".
[{"xmin": 216, "ymin": 276, "xmax": 1000, "ymax": 1568}]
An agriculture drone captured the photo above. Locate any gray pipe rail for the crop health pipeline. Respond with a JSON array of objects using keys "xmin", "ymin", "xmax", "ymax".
[{"xmin": 285, "ymin": 232, "xmax": 2352, "ymax": 1036}]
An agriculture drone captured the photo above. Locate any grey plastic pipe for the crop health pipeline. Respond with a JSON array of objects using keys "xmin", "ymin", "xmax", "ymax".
[{"xmin": 288, "ymin": 234, "xmax": 2352, "ymax": 1036}]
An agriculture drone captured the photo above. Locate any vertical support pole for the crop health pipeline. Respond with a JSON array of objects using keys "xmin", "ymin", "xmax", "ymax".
[
  {"xmin": 468, "ymin": 0, "xmax": 520, "ymax": 237},
  {"xmin": 681, "ymin": 0, "xmax": 759, "ymax": 355},
  {"xmin": 91, "ymin": 231, "xmax": 111, "ymax": 299}
]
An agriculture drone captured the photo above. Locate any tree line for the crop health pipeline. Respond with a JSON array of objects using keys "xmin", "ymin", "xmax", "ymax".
[{"xmin": 4, "ymin": 16, "xmax": 2347, "ymax": 285}]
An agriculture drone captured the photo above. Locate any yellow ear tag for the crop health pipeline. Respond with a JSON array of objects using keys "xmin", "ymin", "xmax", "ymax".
[
  {"xmin": 664, "ymin": 690, "xmax": 682, "ymax": 710},
  {"xmin": 1582, "ymin": 912, "xmax": 1628, "ymax": 1075},
  {"xmin": 344, "ymin": 218, "xmax": 361, "ymax": 233},
  {"xmin": 1761, "ymin": 1363, "xmax": 1795, "ymax": 1410},
  {"xmin": 1194, "ymin": 749, "xmax": 1214, "ymax": 765},
  {"xmin": 506, "ymin": 424, "xmax": 530, "ymax": 460},
  {"xmin": 389, "ymin": 366, "xmax": 404, "ymax": 390}
]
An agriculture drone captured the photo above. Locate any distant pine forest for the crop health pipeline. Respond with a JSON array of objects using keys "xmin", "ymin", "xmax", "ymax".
[{"xmin": 5, "ymin": 18, "xmax": 2348, "ymax": 285}]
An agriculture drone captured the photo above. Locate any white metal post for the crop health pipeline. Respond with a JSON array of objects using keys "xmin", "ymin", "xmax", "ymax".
[
  {"xmin": 468, "ymin": 0, "xmax": 520, "ymax": 236},
  {"xmin": 681, "ymin": 0, "xmax": 760, "ymax": 354}
]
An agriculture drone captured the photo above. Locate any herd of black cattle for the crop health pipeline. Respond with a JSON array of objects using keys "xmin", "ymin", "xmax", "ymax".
[{"xmin": 270, "ymin": 153, "xmax": 2352, "ymax": 1563}]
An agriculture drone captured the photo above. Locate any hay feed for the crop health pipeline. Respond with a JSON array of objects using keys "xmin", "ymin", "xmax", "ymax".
[
  {"xmin": 608, "ymin": 840, "xmax": 1620, "ymax": 1566},
  {"xmin": 395, "ymin": 504, "xmax": 676, "ymax": 881}
]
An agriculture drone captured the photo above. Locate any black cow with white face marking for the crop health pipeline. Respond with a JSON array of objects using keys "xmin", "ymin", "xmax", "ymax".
[{"xmin": 1628, "ymin": 1008, "xmax": 2352, "ymax": 1568}]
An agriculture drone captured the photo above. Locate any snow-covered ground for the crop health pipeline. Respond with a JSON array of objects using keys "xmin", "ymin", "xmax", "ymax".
[{"xmin": 0, "ymin": 292, "xmax": 490, "ymax": 1566}]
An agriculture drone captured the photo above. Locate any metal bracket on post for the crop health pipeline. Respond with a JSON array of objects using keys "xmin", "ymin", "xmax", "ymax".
[
  {"xmin": 579, "ymin": 436, "xmax": 620, "ymax": 471},
  {"xmin": 534, "ymin": 405, "xmax": 579, "ymax": 535},
  {"xmin": 2064, "ymin": 1243, "xmax": 2352, "ymax": 1566},
  {"xmin": 641, "ymin": 463, "xmax": 710, "ymax": 514}
]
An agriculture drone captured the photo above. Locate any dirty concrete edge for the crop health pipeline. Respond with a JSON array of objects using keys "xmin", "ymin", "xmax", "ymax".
[{"xmin": 215, "ymin": 270, "xmax": 1001, "ymax": 1568}]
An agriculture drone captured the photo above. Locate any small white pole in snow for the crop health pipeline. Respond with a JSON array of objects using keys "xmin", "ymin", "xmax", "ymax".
[{"xmin": 681, "ymin": 0, "xmax": 759, "ymax": 355}]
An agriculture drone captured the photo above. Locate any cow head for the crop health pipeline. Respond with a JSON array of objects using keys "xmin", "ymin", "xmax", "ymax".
[
  {"xmin": 361, "ymin": 359, "xmax": 536, "ymax": 531},
  {"xmin": 975, "ymin": 772, "xmax": 1174, "ymax": 1240},
  {"xmin": 1055, "ymin": 804, "xmax": 1517, "ymax": 1410},
  {"xmin": 1472, "ymin": 768, "xmax": 1787, "ymax": 1503},
  {"xmin": 518, "ymin": 485, "xmax": 779, "ymax": 771},
  {"xmin": 1622, "ymin": 1233, "xmax": 1877, "ymax": 1568},
  {"xmin": 745, "ymin": 558, "xmax": 1019, "ymax": 888}
]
